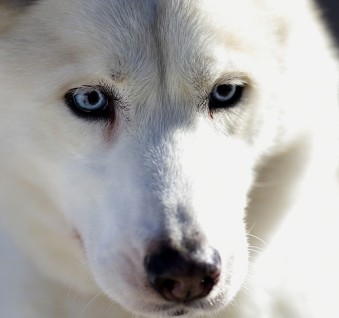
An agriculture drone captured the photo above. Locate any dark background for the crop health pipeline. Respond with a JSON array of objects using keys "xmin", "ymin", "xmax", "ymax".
[{"xmin": 317, "ymin": 0, "xmax": 339, "ymax": 43}]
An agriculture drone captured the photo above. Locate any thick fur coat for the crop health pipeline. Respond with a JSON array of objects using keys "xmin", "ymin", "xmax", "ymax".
[{"xmin": 0, "ymin": 0, "xmax": 338, "ymax": 317}]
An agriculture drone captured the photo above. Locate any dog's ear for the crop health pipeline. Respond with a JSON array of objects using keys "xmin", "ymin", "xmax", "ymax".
[{"xmin": 0, "ymin": 0, "xmax": 38, "ymax": 32}]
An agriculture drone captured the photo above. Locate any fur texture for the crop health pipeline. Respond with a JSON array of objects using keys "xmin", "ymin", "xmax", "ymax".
[{"xmin": 0, "ymin": 0, "xmax": 338, "ymax": 317}]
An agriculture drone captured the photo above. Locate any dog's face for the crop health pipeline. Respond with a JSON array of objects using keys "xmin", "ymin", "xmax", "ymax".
[{"xmin": 0, "ymin": 0, "xmax": 287, "ymax": 316}]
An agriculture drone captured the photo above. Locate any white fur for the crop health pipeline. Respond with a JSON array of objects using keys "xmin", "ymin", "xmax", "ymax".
[{"xmin": 0, "ymin": 0, "xmax": 338, "ymax": 317}]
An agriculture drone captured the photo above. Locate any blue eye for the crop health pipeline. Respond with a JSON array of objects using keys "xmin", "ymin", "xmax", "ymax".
[
  {"xmin": 73, "ymin": 88, "xmax": 108, "ymax": 112},
  {"xmin": 65, "ymin": 87, "xmax": 113, "ymax": 120},
  {"xmin": 209, "ymin": 84, "xmax": 244, "ymax": 110}
]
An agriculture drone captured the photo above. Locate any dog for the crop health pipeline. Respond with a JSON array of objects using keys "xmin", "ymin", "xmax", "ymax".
[{"xmin": 0, "ymin": 0, "xmax": 338, "ymax": 317}]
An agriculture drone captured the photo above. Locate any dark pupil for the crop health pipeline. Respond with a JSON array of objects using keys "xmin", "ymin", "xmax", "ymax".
[
  {"xmin": 216, "ymin": 85, "xmax": 232, "ymax": 97},
  {"xmin": 87, "ymin": 91, "xmax": 100, "ymax": 105}
]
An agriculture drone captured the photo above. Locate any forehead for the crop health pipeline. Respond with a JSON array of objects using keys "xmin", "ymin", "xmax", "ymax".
[
  {"xmin": 50, "ymin": 0, "xmax": 215, "ymax": 80},
  {"xmin": 7, "ymin": 0, "xmax": 280, "ymax": 105},
  {"xmin": 34, "ymin": 0, "xmax": 271, "ymax": 76}
]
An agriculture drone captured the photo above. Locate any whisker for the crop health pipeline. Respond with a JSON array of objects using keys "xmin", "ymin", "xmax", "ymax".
[
  {"xmin": 248, "ymin": 248, "xmax": 263, "ymax": 256},
  {"xmin": 246, "ymin": 233, "xmax": 267, "ymax": 246},
  {"xmin": 248, "ymin": 244, "xmax": 265, "ymax": 251},
  {"xmin": 66, "ymin": 281, "xmax": 75, "ymax": 298},
  {"xmin": 82, "ymin": 291, "xmax": 103, "ymax": 313},
  {"xmin": 104, "ymin": 300, "xmax": 115, "ymax": 315},
  {"xmin": 247, "ymin": 223, "xmax": 256, "ymax": 235}
]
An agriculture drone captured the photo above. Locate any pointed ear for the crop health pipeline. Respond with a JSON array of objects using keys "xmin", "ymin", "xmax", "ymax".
[{"xmin": 0, "ymin": 0, "xmax": 38, "ymax": 32}]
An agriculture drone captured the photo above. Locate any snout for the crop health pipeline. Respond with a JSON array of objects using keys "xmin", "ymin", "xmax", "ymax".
[
  {"xmin": 80, "ymin": 131, "xmax": 251, "ymax": 316},
  {"xmin": 144, "ymin": 243, "xmax": 221, "ymax": 303}
]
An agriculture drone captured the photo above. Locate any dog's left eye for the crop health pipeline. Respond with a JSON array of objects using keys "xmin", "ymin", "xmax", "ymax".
[
  {"xmin": 65, "ymin": 87, "xmax": 112, "ymax": 120},
  {"xmin": 209, "ymin": 84, "xmax": 244, "ymax": 110}
]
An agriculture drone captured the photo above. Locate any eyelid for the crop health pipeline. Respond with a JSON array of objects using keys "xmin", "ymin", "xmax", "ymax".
[
  {"xmin": 199, "ymin": 74, "xmax": 248, "ymax": 106},
  {"xmin": 214, "ymin": 73, "xmax": 249, "ymax": 87}
]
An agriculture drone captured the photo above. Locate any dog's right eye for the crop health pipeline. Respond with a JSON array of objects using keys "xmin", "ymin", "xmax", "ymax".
[{"xmin": 64, "ymin": 87, "xmax": 113, "ymax": 120}]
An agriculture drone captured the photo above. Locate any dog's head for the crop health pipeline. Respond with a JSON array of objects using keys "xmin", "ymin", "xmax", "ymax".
[{"xmin": 0, "ymin": 0, "xmax": 295, "ymax": 316}]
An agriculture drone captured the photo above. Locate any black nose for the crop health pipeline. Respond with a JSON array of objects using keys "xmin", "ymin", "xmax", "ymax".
[{"xmin": 144, "ymin": 245, "xmax": 221, "ymax": 302}]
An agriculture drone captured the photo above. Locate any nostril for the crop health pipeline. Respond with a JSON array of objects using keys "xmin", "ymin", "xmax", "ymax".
[
  {"xmin": 200, "ymin": 275, "xmax": 218, "ymax": 293},
  {"xmin": 156, "ymin": 275, "xmax": 219, "ymax": 302},
  {"xmin": 156, "ymin": 277, "xmax": 186, "ymax": 301},
  {"xmin": 145, "ymin": 245, "xmax": 221, "ymax": 302}
]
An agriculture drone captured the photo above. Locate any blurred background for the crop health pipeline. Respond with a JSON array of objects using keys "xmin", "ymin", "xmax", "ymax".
[{"xmin": 318, "ymin": 0, "xmax": 339, "ymax": 43}]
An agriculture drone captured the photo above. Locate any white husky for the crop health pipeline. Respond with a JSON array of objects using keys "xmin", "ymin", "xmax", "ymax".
[{"xmin": 0, "ymin": 0, "xmax": 338, "ymax": 317}]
